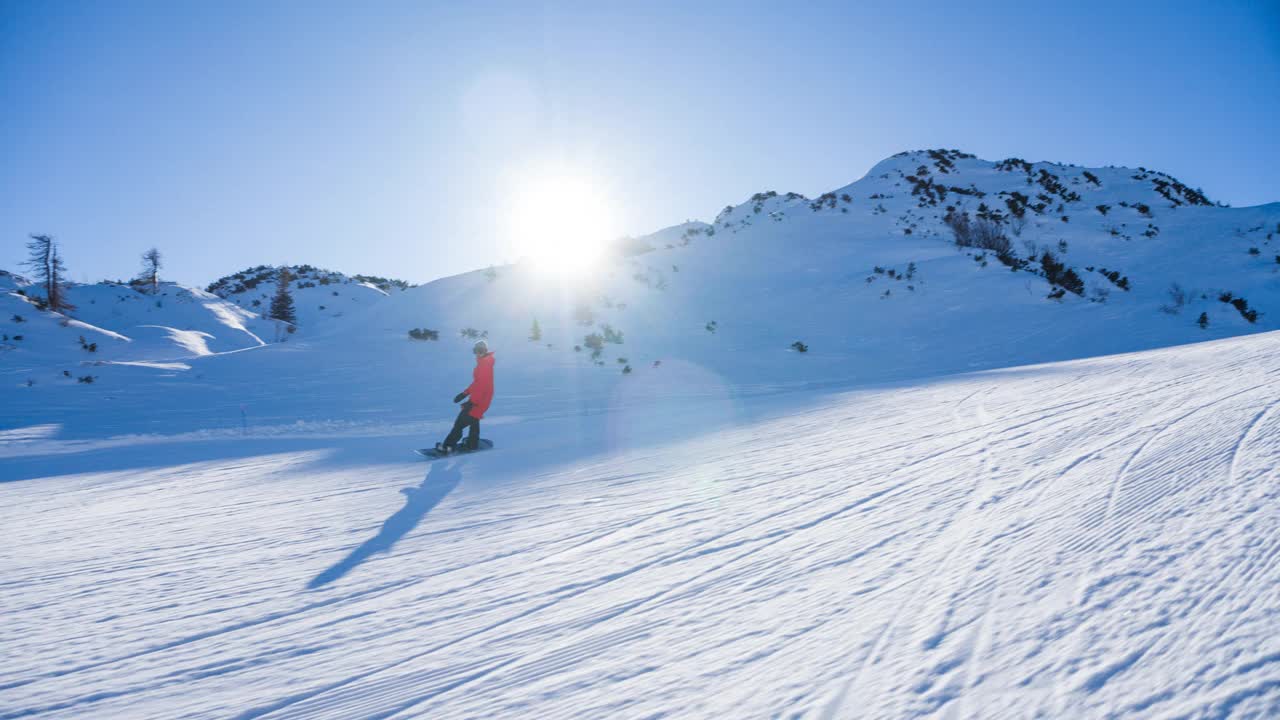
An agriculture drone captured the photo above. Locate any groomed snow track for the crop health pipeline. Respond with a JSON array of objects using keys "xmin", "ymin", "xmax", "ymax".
[{"xmin": 3, "ymin": 331, "xmax": 1279, "ymax": 719}]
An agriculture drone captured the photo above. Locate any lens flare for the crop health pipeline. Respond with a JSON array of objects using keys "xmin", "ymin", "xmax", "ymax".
[{"xmin": 505, "ymin": 168, "xmax": 618, "ymax": 277}]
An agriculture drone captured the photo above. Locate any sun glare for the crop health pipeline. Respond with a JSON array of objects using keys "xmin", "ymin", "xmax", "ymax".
[{"xmin": 507, "ymin": 170, "xmax": 618, "ymax": 277}]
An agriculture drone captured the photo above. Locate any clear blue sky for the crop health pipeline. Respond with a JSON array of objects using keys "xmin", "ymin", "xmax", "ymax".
[{"xmin": 3, "ymin": 0, "xmax": 1277, "ymax": 287}]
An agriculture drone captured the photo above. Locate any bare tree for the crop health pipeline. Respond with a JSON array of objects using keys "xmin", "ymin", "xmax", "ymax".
[
  {"xmin": 24, "ymin": 234, "xmax": 74, "ymax": 313},
  {"xmin": 139, "ymin": 248, "xmax": 163, "ymax": 294}
]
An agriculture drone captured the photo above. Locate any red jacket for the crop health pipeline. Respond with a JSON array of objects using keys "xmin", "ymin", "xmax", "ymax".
[{"xmin": 465, "ymin": 352, "xmax": 495, "ymax": 419}]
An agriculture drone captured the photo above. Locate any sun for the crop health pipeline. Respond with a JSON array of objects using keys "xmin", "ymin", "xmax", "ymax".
[{"xmin": 506, "ymin": 168, "xmax": 618, "ymax": 277}]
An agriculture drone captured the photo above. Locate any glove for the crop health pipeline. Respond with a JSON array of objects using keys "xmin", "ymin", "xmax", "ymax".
[{"xmin": 453, "ymin": 392, "xmax": 468, "ymax": 403}]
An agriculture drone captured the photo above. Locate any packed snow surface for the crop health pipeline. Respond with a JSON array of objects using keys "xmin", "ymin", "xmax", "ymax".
[{"xmin": 3, "ymin": 330, "xmax": 1279, "ymax": 719}]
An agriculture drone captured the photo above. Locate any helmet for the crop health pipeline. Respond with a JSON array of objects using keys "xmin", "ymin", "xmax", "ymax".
[{"xmin": 473, "ymin": 339, "xmax": 489, "ymax": 355}]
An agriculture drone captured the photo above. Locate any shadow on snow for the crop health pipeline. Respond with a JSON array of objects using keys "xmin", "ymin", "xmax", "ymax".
[{"xmin": 307, "ymin": 459, "xmax": 464, "ymax": 589}]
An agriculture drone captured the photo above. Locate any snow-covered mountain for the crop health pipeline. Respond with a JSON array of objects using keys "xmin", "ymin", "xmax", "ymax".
[{"xmin": 4, "ymin": 150, "xmax": 1279, "ymax": 437}]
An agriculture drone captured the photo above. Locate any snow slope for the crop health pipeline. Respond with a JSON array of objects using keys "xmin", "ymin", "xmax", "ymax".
[
  {"xmin": 64, "ymin": 281, "xmax": 269, "ymax": 356},
  {"xmin": 2, "ymin": 272, "xmax": 270, "ymax": 386},
  {"xmin": 3, "ymin": 329, "xmax": 1278, "ymax": 718}
]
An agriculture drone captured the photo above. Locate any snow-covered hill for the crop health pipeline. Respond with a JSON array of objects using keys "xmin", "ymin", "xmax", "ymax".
[
  {"xmin": 64, "ymin": 281, "xmax": 270, "ymax": 356},
  {"xmin": 2, "ymin": 271, "xmax": 270, "ymax": 386},
  {"xmin": 3, "ymin": 328, "xmax": 1278, "ymax": 718},
  {"xmin": 205, "ymin": 264, "xmax": 413, "ymax": 330},
  {"xmin": 1, "ymin": 263, "xmax": 414, "ymax": 389}
]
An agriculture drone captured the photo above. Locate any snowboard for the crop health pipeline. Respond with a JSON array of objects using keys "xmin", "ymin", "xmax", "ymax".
[{"xmin": 414, "ymin": 439, "xmax": 494, "ymax": 459}]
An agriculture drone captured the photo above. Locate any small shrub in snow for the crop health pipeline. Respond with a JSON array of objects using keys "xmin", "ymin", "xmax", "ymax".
[
  {"xmin": 1095, "ymin": 268, "xmax": 1130, "ymax": 291},
  {"xmin": 583, "ymin": 333, "xmax": 604, "ymax": 352},
  {"xmin": 1160, "ymin": 283, "xmax": 1188, "ymax": 314},
  {"xmin": 459, "ymin": 327, "xmax": 484, "ymax": 339},
  {"xmin": 63, "ymin": 370, "xmax": 71, "ymax": 377},
  {"xmin": 1039, "ymin": 252, "xmax": 1084, "ymax": 295},
  {"xmin": 11, "ymin": 314, "xmax": 24, "ymax": 323},
  {"xmin": 78, "ymin": 336, "xmax": 98, "ymax": 353},
  {"xmin": 408, "ymin": 328, "xmax": 439, "ymax": 341},
  {"xmin": 621, "ymin": 365, "xmax": 632, "ymax": 375},
  {"xmin": 484, "ymin": 266, "xmax": 498, "ymax": 282},
  {"xmin": 12, "ymin": 335, "xmax": 22, "ymax": 341},
  {"xmin": 601, "ymin": 324, "xmax": 624, "ymax": 344},
  {"xmin": 791, "ymin": 341, "xmax": 809, "ymax": 353},
  {"xmin": 529, "ymin": 318, "xmax": 541, "ymax": 342},
  {"xmin": 1003, "ymin": 191, "xmax": 1029, "ymax": 218},
  {"xmin": 1096, "ymin": 204, "xmax": 1110, "ymax": 215},
  {"xmin": 1197, "ymin": 312, "xmax": 1209, "ymax": 329},
  {"xmin": 1219, "ymin": 292, "xmax": 1259, "ymax": 323},
  {"xmin": 78, "ymin": 375, "xmax": 95, "ymax": 384},
  {"xmin": 617, "ymin": 357, "xmax": 628, "ymax": 364},
  {"xmin": 705, "ymin": 320, "xmax": 718, "ymax": 333},
  {"xmin": 945, "ymin": 211, "xmax": 1011, "ymax": 256},
  {"xmin": 1248, "ymin": 247, "xmax": 1260, "ymax": 256}
]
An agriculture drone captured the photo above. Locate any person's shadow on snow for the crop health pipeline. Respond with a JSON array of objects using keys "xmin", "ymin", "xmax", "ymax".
[{"xmin": 307, "ymin": 460, "xmax": 463, "ymax": 589}]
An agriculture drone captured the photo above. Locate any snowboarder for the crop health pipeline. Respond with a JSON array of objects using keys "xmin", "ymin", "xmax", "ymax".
[{"xmin": 435, "ymin": 340, "xmax": 495, "ymax": 454}]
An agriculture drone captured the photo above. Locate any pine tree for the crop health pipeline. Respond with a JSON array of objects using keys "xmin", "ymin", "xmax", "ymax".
[
  {"xmin": 269, "ymin": 267, "xmax": 297, "ymax": 326},
  {"xmin": 139, "ymin": 248, "xmax": 162, "ymax": 294},
  {"xmin": 529, "ymin": 318, "xmax": 541, "ymax": 342},
  {"xmin": 24, "ymin": 234, "xmax": 74, "ymax": 313}
]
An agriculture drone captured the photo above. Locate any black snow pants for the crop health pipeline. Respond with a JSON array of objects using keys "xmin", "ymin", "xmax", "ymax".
[{"xmin": 443, "ymin": 403, "xmax": 480, "ymax": 450}]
